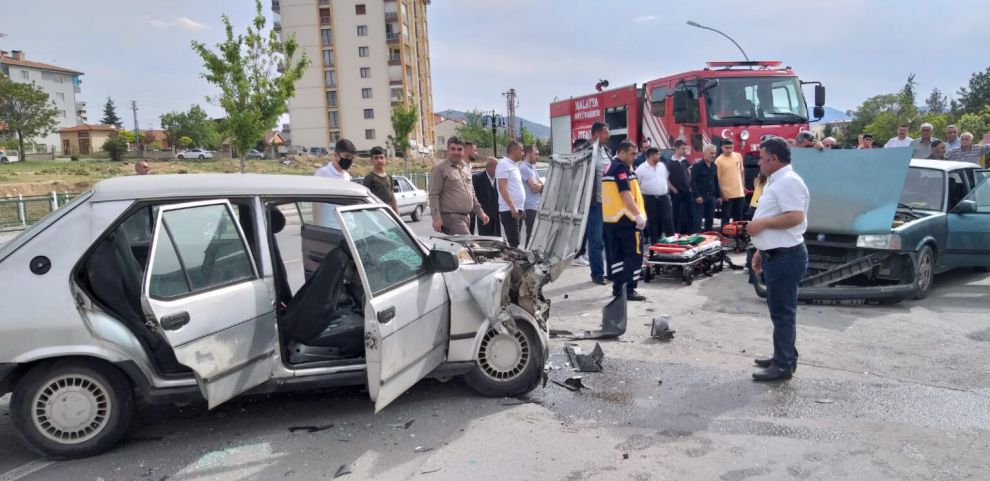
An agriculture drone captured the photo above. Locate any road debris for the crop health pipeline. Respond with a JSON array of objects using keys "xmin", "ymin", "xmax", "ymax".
[
  {"xmin": 552, "ymin": 376, "xmax": 592, "ymax": 391},
  {"xmin": 388, "ymin": 420, "xmax": 415, "ymax": 430},
  {"xmin": 550, "ymin": 329, "xmax": 573, "ymax": 338},
  {"xmin": 565, "ymin": 343, "xmax": 604, "ymax": 372},
  {"xmin": 814, "ymin": 399, "xmax": 836, "ymax": 404},
  {"xmin": 421, "ymin": 468, "xmax": 442, "ymax": 475},
  {"xmin": 414, "ymin": 446, "xmax": 433, "ymax": 453},
  {"xmin": 622, "ymin": 453, "xmax": 629, "ymax": 460},
  {"xmin": 333, "ymin": 464, "xmax": 352, "ymax": 478},
  {"xmin": 288, "ymin": 423, "xmax": 334, "ymax": 433},
  {"xmin": 650, "ymin": 315, "xmax": 675, "ymax": 341},
  {"xmin": 570, "ymin": 292, "xmax": 627, "ymax": 339}
]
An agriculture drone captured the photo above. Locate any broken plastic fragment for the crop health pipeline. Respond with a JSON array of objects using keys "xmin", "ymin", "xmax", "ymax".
[
  {"xmin": 333, "ymin": 464, "xmax": 352, "ymax": 478},
  {"xmin": 565, "ymin": 343, "xmax": 604, "ymax": 372}
]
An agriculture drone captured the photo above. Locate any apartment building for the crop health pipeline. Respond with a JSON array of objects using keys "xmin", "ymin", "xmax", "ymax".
[
  {"xmin": 0, "ymin": 50, "xmax": 86, "ymax": 152},
  {"xmin": 275, "ymin": 0, "xmax": 435, "ymax": 153}
]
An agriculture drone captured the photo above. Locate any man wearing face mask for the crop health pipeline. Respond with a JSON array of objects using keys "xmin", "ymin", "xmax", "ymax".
[{"xmin": 315, "ymin": 139, "xmax": 357, "ymax": 181}]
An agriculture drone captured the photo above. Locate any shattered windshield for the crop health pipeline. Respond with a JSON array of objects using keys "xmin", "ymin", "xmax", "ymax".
[
  {"xmin": 705, "ymin": 76, "xmax": 808, "ymax": 126},
  {"xmin": 899, "ymin": 167, "xmax": 945, "ymax": 211}
]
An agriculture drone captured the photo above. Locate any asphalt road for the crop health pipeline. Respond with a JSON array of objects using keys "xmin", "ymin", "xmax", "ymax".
[{"xmin": 1, "ymin": 221, "xmax": 989, "ymax": 480}]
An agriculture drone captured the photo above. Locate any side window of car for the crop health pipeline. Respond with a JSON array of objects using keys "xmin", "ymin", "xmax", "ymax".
[
  {"xmin": 298, "ymin": 201, "xmax": 346, "ymax": 231},
  {"xmin": 963, "ymin": 175, "xmax": 990, "ymax": 213},
  {"xmin": 947, "ymin": 171, "xmax": 969, "ymax": 209},
  {"xmin": 392, "ymin": 178, "xmax": 401, "ymax": 193},
  {"xmin": 403, "ymin": 178, "xmax": 417, "ymax": 192},
  {"xmin": 148, "ymin": 203, "xmax": 255, "ymax": 299},
  {"xmin": 340, "ymin": 208, "xmax": 426, "ymax": 294}
]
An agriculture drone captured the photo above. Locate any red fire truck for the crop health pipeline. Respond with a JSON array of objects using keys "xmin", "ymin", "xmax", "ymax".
[{"xmin": 549, "ymin": 60, "xmax": 826, "ymax": 187}]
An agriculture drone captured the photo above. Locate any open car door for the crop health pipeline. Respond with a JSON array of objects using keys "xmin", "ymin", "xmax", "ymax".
[
  {"xmin": 943, "ymin": 174, "xmax": 990, "ymax": 268},
  {"xmin": 526, "ymin": 145, "xmax": 596, "ymax": 280},
  {"xmin": 334, "ymin": 204, "xmax": 449, "ymax": 412},
  {"xmin": 141, "ymin": 200, "xmax": 277, "ymax": 408}
]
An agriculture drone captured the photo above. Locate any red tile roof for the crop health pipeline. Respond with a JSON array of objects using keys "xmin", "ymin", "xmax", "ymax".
[
  {"xmin": 58, "ymin": 123, "xmax": 117, "ymax": 133},
  {"xmin": 1, "ymin": 56, "xmax": 83, "ymax": 76}
]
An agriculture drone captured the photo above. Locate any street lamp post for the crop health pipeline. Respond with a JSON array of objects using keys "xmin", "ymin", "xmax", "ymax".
[
  {"xmin": 483, "ymin": 110, "xmax": 504, "ymax": 157},
  {"xmin": 685, "ymin": 21, "xmax": 750, "ymax": 62}
]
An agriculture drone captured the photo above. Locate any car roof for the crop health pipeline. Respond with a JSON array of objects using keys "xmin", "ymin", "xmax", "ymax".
[
  {"xmin": 90, "ymin": 174, "xmax": 370, "ymax": 202},
  {"xmin": 909, "ymin": 158, "xmax": 978, "ymax": 171}
]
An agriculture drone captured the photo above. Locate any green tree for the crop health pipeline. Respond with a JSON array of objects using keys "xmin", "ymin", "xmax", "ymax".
[
  {"xmin": 191, "ymin": 0, "xmax": 309, "ymax": 172},
  {"xmin": 178, "ymin": 136, "xmax": 193, "ymax": 149},
  {"xmin": 160, "ymin": 104, "xmax": 222, "ymax": 149},
  {"xmin": 925, "ymin": 88, "xmax": 947, "ymax": 114},
  {"xmin": 957, "ymin": 66, "xmax": 990, "ymax": 114},
  {"xmin": 846, "ymin": 93, "xmax": 901, "ymax": 140},
  {"xmin": 519, "ymin": 124, "xmax": 536, "ymax": 147},
  {"xmin": 0, "ymin": 76, "xmax": 59, "ymax": 158},
  {"xmin": 454, "ymin": 110, "xmax": 494, "ymax": 148},
  {"xmin": 100, "ymin": 97, "xmax": 123, "ymax": 128},
  {"xmin": 822, "ymin": 124, "xmax": 835, "ymax": 139},
  {"xmin": 390, "ymin": 97, "xmax": 418, "ymax": 164},
  {"xmin": 102, "ymin": 135, "xmax": 128, "ymax": 161},
  {"xmin": 957, "ymin": 109, "xmax": 989, "ymax": 138},
  {"xmin": 948, "ymin": 99, "xmax": 963, "ymax": 123}
]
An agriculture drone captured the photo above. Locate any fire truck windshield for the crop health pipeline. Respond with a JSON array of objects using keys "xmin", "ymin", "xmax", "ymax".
[{"xmin": 704, "ymin": 76, "xmax": 808, "ymax": 126}]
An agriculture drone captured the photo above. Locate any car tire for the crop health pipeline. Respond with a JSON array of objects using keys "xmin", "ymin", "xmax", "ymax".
[
  {"xmin": 465, "ymin": 321, "xmax": 543, "ymax": 398},
  {"xmin": 912, "ymin": 245, "xmax": 935, "ymax": 300},
  {"xmin": 11, "ymin": 359, "xmax": 134, "ymax": 459},
  {"xmin": 177, "ymin": 155, "xmax": 184, "ymax": 160},
  {"xmin": 410, "ymin": 205, "xmax": 423, "ymax": 222},
  {"xmin": 1, "ymin": 157, "xmax": 8, "ymax": 164},
  {"xmin": 198, "ymin": 155, "xmax": 205, "ymax": 159}
]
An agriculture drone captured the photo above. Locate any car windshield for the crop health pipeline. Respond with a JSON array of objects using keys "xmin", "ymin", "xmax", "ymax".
[
  {"xmin": 899, "ymin": 167, "xmax": 944, "ymax": 211},
  {"xmin": 705, "ymin": 76, "xmax": 809, "ymax": 126},
  {"xmin": 0, "ymin": 190, "xmax": 94, "ymax": 262}
]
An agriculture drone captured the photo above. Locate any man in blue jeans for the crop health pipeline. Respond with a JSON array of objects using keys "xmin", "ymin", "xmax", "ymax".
[{"xmin": 747, "ymin": 137, "xmax": 810, "ymax": 382}]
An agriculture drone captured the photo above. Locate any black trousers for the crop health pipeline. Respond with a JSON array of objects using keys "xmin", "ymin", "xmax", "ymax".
[
  {"xmin": 472, "ymin": 211, "xmax": 501, "ymax": 236},
  {"xmin": 604, "ymin": 223, "xmax": 641, "ymax": 295},
  {"xmin": 670, "ymin": 191, "xmax": 694, "ymax": 234},
  {"xmin": 721, "ymin": 197, "xmax": 746, "ymax": 226},
  {"xmin": 643, "ymin": 194, "xmax": 674, "ymax": 245},
  {"xmin": 500, "ymin": 211, "xmax": 523, "ymax": 247},
  {"xmin": 524, "ymin": 209, "xmax": 538, "ymax": 248}
]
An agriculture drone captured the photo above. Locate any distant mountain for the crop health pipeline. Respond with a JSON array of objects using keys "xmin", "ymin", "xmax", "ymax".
[
  {"xmin": 436, "ymin": 109, "xmax": 551, "ymax": 140},
  {"xmin": 809, "ymin": 106, "xmax": 851, "ymax": 124}
]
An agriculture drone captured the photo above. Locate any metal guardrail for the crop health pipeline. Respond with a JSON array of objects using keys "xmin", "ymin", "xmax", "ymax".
[{"xmin": 0, "ymin": 192, "xmax": 77, "ymax": 232}]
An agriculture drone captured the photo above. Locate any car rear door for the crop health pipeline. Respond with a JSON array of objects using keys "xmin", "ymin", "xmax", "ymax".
[
  {"xmin": 943, "ymin": 175, "xmax": 990, "ymax": 267},
  {"xmin": 334, "ymin": 204, "xmax": 449, "ymax": 412},
  {"xmin": 141, "ymin": 200, "xmax": 276, "ymax": 408}
]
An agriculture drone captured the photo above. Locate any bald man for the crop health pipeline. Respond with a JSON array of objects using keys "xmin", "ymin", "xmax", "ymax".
[
  {"xmin": 134, "ymin": 160, "xmax": 150, "ymax": 175},
  {"xmin": 471, "ymin": 156, "xmax": 502, "ymax": 236}
]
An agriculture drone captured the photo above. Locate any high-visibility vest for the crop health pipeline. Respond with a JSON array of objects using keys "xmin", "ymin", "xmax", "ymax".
[{"xmin": 601, "ymin": 161, "xmax": 646, "ymax": 223}]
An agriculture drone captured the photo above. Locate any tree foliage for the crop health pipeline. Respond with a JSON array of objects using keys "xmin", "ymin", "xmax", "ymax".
[
  {"xmin": 454, "ymin": 110, "xmax": 495, "ymax": 148},
  {"xmin": 925, "ymin": 88, "xmax": 947, "ymax": 114},
  {"xmin": 0, "ymin": 76, "xmax": 60, "ymax": 158},
  {"xmin": 519, "ymin": 124, "xmax": 536, "ymax": 147},
  {"xmin": 192, "ymin": 0, "xmax": 309, "ymax": 171},
  {"xmin": 100, "ymin": 97, "xmax": 123, "ymax": 128},
  {"xmin": 957, "ymin": 66, "xmax": 990, "ymax": 114},
  {"xmin": 390, "ymin": 97, "xmax": 418, "ymax": 159},
  {"xmin": 178, "ymin": 136, "xmax": 193, "ymax": 149},
  {"xmin": 160, "ymin": 105, "xmax": 221, "ymax": 149},
  {"xmin": 102, "ymin": 136, "xmax": 128, "ymax": 161}
]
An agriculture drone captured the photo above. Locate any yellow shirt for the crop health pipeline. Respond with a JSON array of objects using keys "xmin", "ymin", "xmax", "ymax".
[
  {"xmin": 601, "ymin": 161, "xmax": 645, "ymax": 224},
  {"xmin": 715, "ymin": 152, "xmax": 745, "ymax": 199}
]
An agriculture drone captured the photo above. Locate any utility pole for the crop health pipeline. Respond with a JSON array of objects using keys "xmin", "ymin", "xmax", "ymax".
[
  {"xmin": 503, "ymin": 88, "xmax": 518, "ymax": 140},
  {"xmin": 130, "ymin": 100, "xmax": 141, "ymax": 154}
]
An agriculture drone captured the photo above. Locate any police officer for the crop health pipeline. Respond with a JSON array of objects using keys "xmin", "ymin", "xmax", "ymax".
[{"xmin": 602, "ymin": 140, "xmax": 648, "ymax": 301}]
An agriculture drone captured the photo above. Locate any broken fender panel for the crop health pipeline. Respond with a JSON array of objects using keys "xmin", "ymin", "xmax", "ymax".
[{"xmin": 468, "ymin": 264, "xmax": 513, "ymax": 328}]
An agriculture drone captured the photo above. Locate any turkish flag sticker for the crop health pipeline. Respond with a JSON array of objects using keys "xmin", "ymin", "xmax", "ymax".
[{"xmin": 618, "ymin": 172, "xmax": 628, "ymax": 181}]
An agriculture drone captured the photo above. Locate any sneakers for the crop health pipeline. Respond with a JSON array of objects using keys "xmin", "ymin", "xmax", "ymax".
[
  {"xmin": 571, "ymin": 255, "xmax": 590, "ymax": 267},
  {"xmin": 613, "ymin": 290, "xmax": 647, "ymax": 301},
  {"xmin": 592, "ymin": 276, "xmax": 607, "ymax": 285}
]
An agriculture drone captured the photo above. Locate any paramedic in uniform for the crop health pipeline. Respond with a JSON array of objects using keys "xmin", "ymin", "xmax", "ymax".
[
  {"xmin": 748, "ymin": 137, "xmax": 810, "ymax": 382},
  {"xmin": 602, "ymin": 140, "xmax": 648, "ymax": 301}
]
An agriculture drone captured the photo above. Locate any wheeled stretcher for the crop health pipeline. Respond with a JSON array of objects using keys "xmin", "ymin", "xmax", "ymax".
[{"xmin": 643, "ymin": 233, "xmax": 725, "ymax": 285}]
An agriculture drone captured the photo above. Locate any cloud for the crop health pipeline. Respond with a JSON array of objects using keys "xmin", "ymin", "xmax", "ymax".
[
  {"xmin": 632, "ymin": 15, "xmax": 657, "ymax": 23},
  {"xmin": 147, "ymin": 17, "xmax": 209, "ymax": 31}
]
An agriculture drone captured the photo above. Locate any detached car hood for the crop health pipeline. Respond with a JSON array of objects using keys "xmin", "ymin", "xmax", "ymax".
[
  {"xmin": 791, "ymin": 147, "xmax": 913, "ymax": 235},
  {"xmin": 525, "ymin": 145, "xmax": 598, "ymax": 280}
]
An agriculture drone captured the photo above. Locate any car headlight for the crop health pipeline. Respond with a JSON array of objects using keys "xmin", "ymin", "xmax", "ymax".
[
  {"xmin": 856, "ymin": 234, "xmax": 902, "ymax": 250},
  {"xmin": 740, "ymin": 130, "xmax": 750, "ymax": 141}
]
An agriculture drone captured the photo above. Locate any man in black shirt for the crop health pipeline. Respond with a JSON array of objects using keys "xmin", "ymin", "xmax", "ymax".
[
  {"xmin": 362, "ymin": 146, "xmax": 399, "ymax": 214},
  {"xmin": 664, "ymin": 140, "xmax": 693, "ymax": 234},
  {"xmin": 691, "ymin": 145, "xmax": 721, "ymax": 233}
]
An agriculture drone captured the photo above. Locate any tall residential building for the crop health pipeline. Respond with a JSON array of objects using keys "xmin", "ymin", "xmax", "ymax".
[
  {"xmin": 0, "ymin": 50, "xmax": 86, "ymax": 152},
  {"xmin": 275, "ymin": 0, "xmax": 435, "ymax": 153}
]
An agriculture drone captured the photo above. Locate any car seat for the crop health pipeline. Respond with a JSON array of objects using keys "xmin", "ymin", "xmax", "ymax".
[{"xmin": 267, "ymin": 206, "xmax": 293, "ymax": 312}]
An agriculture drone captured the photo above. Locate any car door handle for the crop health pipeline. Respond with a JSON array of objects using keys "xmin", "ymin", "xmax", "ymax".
[
  {"xmin": 161, "ymin": 311, "xmax": 191, "ymax": 330},
  {"xmin": 377, "ymin": 306, "xmax": 396, "ymax": 324}
]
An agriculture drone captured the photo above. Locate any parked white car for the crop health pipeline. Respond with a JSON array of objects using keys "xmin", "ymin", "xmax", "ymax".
[
  {"xmin": 0, "ymin": 150, "xmax": 20, "ymax": 163},
  {"xmin": 176, "ymin": 148, "xmax": 214, "ymax": 160},
  {"xmin": 392, "ymin": 175, "xmax": 428, "ymax": 222},
  {"xmin": 0, "ymin": 148, "xmax": 593, "ymax": 459}
]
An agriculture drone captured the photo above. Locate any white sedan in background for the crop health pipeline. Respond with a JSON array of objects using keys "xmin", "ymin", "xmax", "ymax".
[
  {"xmin": 392, "ymin": 175, "xmax": 428, "ymax": 222},
  {"xmin": 176, "ymin": 148, "xmax": 214, "ymax": 160},
  {"xmin": 0, "ymin": 150, "xmax": 20, "ymax": 163}
]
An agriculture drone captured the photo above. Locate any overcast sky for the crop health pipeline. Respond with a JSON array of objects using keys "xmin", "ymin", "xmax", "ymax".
[{"xmin": 4, "ymin": 0, "xmax": 989, "ymax": 129}]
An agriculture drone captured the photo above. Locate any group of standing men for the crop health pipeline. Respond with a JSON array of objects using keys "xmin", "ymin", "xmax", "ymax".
[{"xmin": 428, "ymin": 137, "xmax": 544, "ymax": 248}]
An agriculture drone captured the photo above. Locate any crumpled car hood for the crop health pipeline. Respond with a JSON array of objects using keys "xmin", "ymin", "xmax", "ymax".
[{"xmin": 791, "ymin": 147, "xmax": 913, "ymax": 235}]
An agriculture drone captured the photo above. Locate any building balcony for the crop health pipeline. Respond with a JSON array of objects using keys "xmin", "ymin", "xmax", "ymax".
[
  {"xmin": 274, "ymin": 21, "xmax": 281, "ymax": 31},
  {"xmin": 386, "ymin": 32, "xmax": 400, "ymax": 43},
  {"xmin": 320, "ymin": 16, "xmax": 330, "ymax": 25},
  {"xmin": 388, "ymin": 55, "xmax": 401, "ymax": 66},
  {"xmin": 385, "ymin": 12, "xmax": 398, "ymax": 21},
  {"xmin": 271, "ymin": 0, "xmax": 280, "ymax": 12}
]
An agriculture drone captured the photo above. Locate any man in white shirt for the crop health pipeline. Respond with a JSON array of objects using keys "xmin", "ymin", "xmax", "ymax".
[
  {"xmin": 635, "ymin": 146, "xmax": 673, "ymax": 244},
  {"xmin": 519, "ymin": 145, "xmax": 544, "ymax": 247},
  {"xmin": 496, "ymin": 140, "xmax": 527, "ymax": 247},
  {"xmin": 748, "ymin": 137, "xmax": 810, "ymax": 382},
  {"xmin": 884, "ymin": 124, "xmax": 913, "ymax": 148},
  {"xmin": 314, "ymin": 139, "xmax": 356, "ymax": 226}
]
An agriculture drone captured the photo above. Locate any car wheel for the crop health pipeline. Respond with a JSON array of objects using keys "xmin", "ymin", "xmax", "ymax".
[
  {"xmin": 0, "ymin": 157, "xmax": 8, "ymax": 164},
  {"xmin": 198, "ymin": 155, "xmax": 205, "ymax": 159},
  {"xmin": 465, "ymin": 321, "xmax": 543, "ymax": 398},
  {"xmin": 177, "ymin": 155, "xmax": 185, "ymax": 160},
  {"xmin": 912, "ymin": 245, "xmax": 935, "ymax": 300},
  {"xmin": 11, "ymin": 359, "xmax": 133, "ymax": 459},
  {"xmin": 410, "ymin": 205, "xmax": 423, "ymax": 222}
]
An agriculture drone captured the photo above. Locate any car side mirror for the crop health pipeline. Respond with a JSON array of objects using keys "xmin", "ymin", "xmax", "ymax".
[
  {"xmin": 429, "ymin": 249, "xmax": 459, "ymax": 273},
  {"xmin": 813, "ymin": 106, "xmax": 825, "ymax": 120},
  {"xmin": 952, "ymin": 199, "xmax": 977, "ymax": 214},
  {"xmin": 673, "ymin": 90, "xmax": 689, "ymax": 123},
  {"xmin": 814, "ymin": 85, "xmax": 826, "ymax": 107}
]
